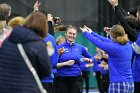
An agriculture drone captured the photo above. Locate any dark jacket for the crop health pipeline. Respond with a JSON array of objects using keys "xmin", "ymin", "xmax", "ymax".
[
  {"xmin": 114, "ymin": 5, "xmax": 138, "ymax": 42},
  {"xmin": 0, "ymin": 26, "xmax": 51, "ymax": 93}
]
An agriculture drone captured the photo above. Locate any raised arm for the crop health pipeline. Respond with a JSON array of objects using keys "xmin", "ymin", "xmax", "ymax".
[
  {"xmin": 80, "ymin": 26, "xmax": 114, "ymax": 53},
  {"xmin": 48, "ymin": 14, "xmax": 55, "ymax": 35},
  {"xmin": 107, "ymin": 0, "xmax": 138, "ymax": 42},
  {"xmin": 114, "ymin": 5, "xmax": 138, "ymax": 42},
  {"xmin": 80, "ymin": 26, "xmax": 111, "ymax": 42},
  {"xmin": 80, "ymin": 26, "xmax": 110, "ymax": 42},
  {"xmin": 33, "ymin": 1, "xmax": 41, "ymax": 12}
]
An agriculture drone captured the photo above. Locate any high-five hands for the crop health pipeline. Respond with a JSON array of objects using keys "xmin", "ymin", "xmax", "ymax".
[{"xmin": 79, "ymin": 25, "xmax": 92, "ymax": 33}]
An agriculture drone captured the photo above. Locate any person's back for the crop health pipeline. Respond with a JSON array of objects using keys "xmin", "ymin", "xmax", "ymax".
[
  {"xmin": 0, "ymin": 11, "xmax": 51, "ymax": 93},
  {"xmin": 107, "ymin": 42, "xmax": 132, "ymax": 82},
  {"xmin": 80, "ymin": 25, "xmax": 134, "ymax": 93}
]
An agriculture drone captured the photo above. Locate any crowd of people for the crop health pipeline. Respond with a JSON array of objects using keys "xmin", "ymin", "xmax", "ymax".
[{"xmin": 0, "ymin": 0, "xmax": 140, "ymax": 93}]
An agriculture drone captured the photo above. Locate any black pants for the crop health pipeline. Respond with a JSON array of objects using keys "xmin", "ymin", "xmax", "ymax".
[
  {"xmin": 56, "ymin": 76, "xmax": 83, "ymax": 93},
  {"xmin": 53, "ymin": 73, "xmax": 57, "ymax": 93},
  {"xmin": 82, "ymin": 71, "xmax": 90, "ymax": 93},
  {"xmin": 95, "ymin": 71, "xmax": 102, "ymax": 92},
  {"xmin": 95, "ymin": 71, "xmax": 109, "ymax": 93},
  {"xmin": 134, "ymin": 82, "xmax": 140, "ymax": 93},
  {"xmin": 42, "ymin": 82, "xmax": 53, "ymax": 93},
  {"xmin": 100, "ymin": 74, "xmax": 109, "ymax": 93}
]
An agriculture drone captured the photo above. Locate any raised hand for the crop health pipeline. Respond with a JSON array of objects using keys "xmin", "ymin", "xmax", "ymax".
[
  {"xmin": 107, "ymin": 0, "xmax": 118, "ymax": 7},
  {"xmin": 79, "ymin": 26, "xmax": 87, "ymax": 33},
  {"xmin": 80, "ymin": 25, "xmax": 92, "ymax": 33},
  {"xmin": 103, "ymin": 27, "xmax": 111, "ymax": 36},
  {"xmin": 84, "ymin": 25, "xmax": 92, "ymax": 33},
  {"xmin": 33, "ymin": 1, "xmax": 41, "ymax": 12},
  {"xmin": 47, "ymin": 14, "xmax": 53, "ymax": 21},
  {"xmin": 112, "ymin": 0, "xmax": 118, "ymax": 5},
  {"xmin": 103, "ymin": 27, "xmax": 111, "ymax": 32}
]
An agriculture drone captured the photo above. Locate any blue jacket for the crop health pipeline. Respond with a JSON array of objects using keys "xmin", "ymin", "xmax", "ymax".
[
  {"xmin": 93, "ymin": 58, "xmax": 102, "ymax": 72},
  {"xmin": 0, "ymin": 26, "xmax": 51, "ymax": 93},
  {"xmin": 92, "ymin": 59, "xmax": 107, "ymax": 75},
  {"xmin": 132, "ymin": 32, "xmax": 140, "ymax": 82},
  {"xmin": 57, "ymin": 41, "xmax": 93, "ymax": 77},
  {"xmin": 80, "ymin": 61, "xmax": 91, "ymax": 71},
  {"xmin": 83, "ymin": 32, "xmax": 133, "ymax": 82},
  {"xmin": 41, "ymin": 34, "xmax": 58, "ymax": 83}
]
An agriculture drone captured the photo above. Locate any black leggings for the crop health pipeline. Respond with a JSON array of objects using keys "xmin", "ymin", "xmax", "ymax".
[
  {"xmin": 56, "ymin": 76, "xmax": 83, "ymax": 93},
  {"xmin": 82, "ymin": 71, "xmax": 90, "ymax": 93},
  {"xmin": 42, "ymin": 82, "xmax": 53, "ymax": 93}
]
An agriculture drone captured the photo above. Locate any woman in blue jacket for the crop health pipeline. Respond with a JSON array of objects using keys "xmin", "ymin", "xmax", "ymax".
[
  {"xmin": 80, "ymin": 25, "xmax": 134, "ymax": 93},
  {"xmin": 56, "ymin": 25, "xmax": 93, "ymax": 93}
]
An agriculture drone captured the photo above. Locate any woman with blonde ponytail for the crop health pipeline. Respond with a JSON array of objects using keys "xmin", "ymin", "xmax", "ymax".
[{"xmin": 80, "ymin": 25, "xmax": 134, "ymax": 93}]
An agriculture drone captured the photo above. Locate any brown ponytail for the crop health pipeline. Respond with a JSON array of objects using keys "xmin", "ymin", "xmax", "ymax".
[
  {"xmin": 110, "ymin": 25, "xmax": 129, "ymax": 45},
  {"xmin": 116, "ymin": 34, "xmax": 129, "ymax": 44}
]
